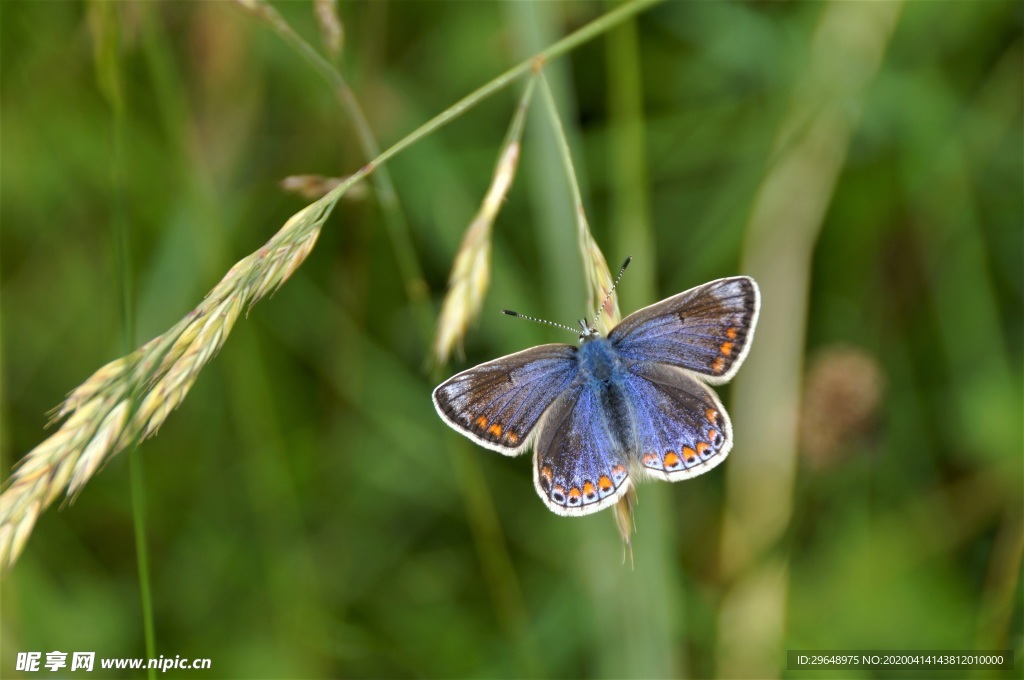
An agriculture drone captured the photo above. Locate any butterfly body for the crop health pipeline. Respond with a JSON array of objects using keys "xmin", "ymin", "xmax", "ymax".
[
  {"xmin": 574, "ymin": 336, "xmax": 652, "ymax": 467},
  {"xmin": 433, "ymin": 276, "xmax": 760, "ymax": 517}
]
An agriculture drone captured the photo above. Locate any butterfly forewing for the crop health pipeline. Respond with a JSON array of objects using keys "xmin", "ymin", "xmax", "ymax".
[
  {"xmin": 432, "ymin": 344, "xmax": 580, "ymax": 455},
  {"xmin": 609, "ymin": 276, "xmax": 759, "ymax": 383}
]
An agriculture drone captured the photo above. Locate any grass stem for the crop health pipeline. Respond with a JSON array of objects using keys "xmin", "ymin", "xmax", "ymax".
[
  {"xmin": 536, "ymin": 72, "xmax": 620, "ymax": 333},
  {"xmin": 89, "ymin": 3, "xmax": 159, "ymax": 671},
  {"xmin": 235, "ymin": 0, "xmax": 431, "ymax": 336}
]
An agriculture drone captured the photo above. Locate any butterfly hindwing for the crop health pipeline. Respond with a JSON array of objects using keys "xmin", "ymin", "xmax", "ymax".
[
  {"xmin": 623, "ymin": 362, "xmax": 733, "ymax": 480},
  {"xmin": 533, "ymin": 382, "xmax": 631, "ymax": 516},
  {"xmin": 610, "ymin": 276, "xmax": 759, "ymax": 384},
  {"xmin": 432, "ymin": 344, "xmax": 579, "ymax": 455}
]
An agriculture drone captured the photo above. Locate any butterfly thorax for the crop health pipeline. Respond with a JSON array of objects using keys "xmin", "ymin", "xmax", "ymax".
[{"xmin": 577, "ymin": 336, "xmax": 625, "ymax": 384}]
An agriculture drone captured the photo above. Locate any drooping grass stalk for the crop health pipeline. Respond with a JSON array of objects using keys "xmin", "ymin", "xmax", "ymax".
[
  {"xmin": 235, "ymin": 0, "xmax": 430, "ymax": 337},
  {"xmin": 539, "ymin": 65, "xmax": 647, "ymax": 547},
  {"xmin": 331, "ymin": 0, "xmax": 664, "ymax": 198},
  {"xmin": 432, "ymin": 74, "xmax": 537, "ymax": 366},
  {"xmin": 0, "ymin": 0, "xmax": 666, "ymax": 574},
  {"xmin": 538, "ymin": 71, "xmax": 637, "ymax": 555},
  {"xmin": 541, "ymin": 57, "xmax": 682, "ymax": 679},
  {"xmin": 536, "ymin": 72, "xmax": 620, "ymax": 335}
]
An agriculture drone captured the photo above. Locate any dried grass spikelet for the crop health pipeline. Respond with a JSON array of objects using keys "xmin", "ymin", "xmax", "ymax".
[
  {"xmin": 614, "ymin": 485, "xmax": 638, "ymax": 568},
  {"xmin": 432, "ymin": 202, "xmax": 497, "ymax": 365},
  {"xmin": 432, "ymin": 77, "xmax": 536, "ymax": 365},
  {"xmin": 799, "ymin": 344, "xmax": 886, "ymax": 469},
  {"xmin": 239, "ymin": 0, "xmax": 343, "ymax": 60},
  {"xmin": 0, "ymin": 198, "xmax": 335, "ymax": 574},
  {"xmin": 579, "ymin": 228, "xmax": 620, "ymax": 335},
  {"xmin": 313, "ymin": 0, "xmax": 344, "ymax": 58},
  {"xmin": 281, "ymin": 174, "xmax": 368, "ymax": 202},
  {"xmin": 536, "ymin": 71, "xmax": 620, "ymax": 335}
]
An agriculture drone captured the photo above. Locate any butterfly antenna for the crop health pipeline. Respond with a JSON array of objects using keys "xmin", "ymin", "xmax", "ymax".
[
  {"xmin": 502, "ymin": 310, "xmax": 579, "ymax": 337},
  {"xmin": 593, "ymin": 256, "xmax": 633, "ymax": 328}
]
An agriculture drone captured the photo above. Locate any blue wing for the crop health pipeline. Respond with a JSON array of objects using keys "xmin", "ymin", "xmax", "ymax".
[
  {"xmin": 432, "ymin": 344, "xmax": 579, "ymax": 455},
  {"xmin": 610, "ymin": 276, "xmax": 759, "ymax": 384},
  {"xmin": 532, "ymin": 381, "xmax": 631, "ymax": 516},
  {"xmin": 622, "ymin": 363, "xmax": 733, "ymax": 481}
]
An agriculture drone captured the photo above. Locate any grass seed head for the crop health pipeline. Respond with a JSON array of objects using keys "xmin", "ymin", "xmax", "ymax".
[{"xmin": 0, "ymin": 191, "xmax": 332, "ymax": 573}]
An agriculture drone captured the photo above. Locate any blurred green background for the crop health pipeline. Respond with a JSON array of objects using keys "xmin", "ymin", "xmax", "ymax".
[{"xmin": 1, "ymin": 1, "xmax": 1021, "ymax": 678}]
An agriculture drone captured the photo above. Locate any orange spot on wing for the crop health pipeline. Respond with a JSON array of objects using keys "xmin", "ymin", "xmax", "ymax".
[
  {"xmin": 726, "ymin": 327, "xmax": 737, "ymax": 339},
  {"xmin": 568, "ymin": 487, "xmax": 582, "ymax": 500},
  {"xmin": 682, "ymin": 446, "xmax": 697, "ymax": 462},
  {"xmin": 475, "ymin": 416, "xmax": 488, "ymax": 428},
  {"xmin": 706, "ymin": 409, "xmax": 718, "ymax": 424},
  {"xmin": 712, "ymin": 357, "xmax": 726, "ymax": 374},
  {"xmin": 598, "ymin": 475, "xmax": 614, "ymax": 491},
  {"xmin": 487, "ymin": 423, "xmax": 503, "ymax": 437},
  {"xmin": 643, "ymin": 453, "xmax": 658, "ymax": 465},
  {"xmin": 720, "ymin": 341, "xmax": 734, "ymax": 357},
  {"xmin": 583, "ymin": 481, "xmax": 596, "ymax": 497},
  {"xmin": 505, "ymin": 431, "xmax": 519, "ymax": 444},
  {"xmin": 696, "ymin": 442, "xmax": 710, "ymax": 456},
  {"xmin": 707, "ymin": 429, "xmax": 719, "ymax": 442},
  {"xmin": 664, "ymin": 451, "xmax": 681, "ymax": 468}
]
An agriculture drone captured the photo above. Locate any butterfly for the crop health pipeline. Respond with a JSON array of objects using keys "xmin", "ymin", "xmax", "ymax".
[{"xmin": 432, "ymin": 269, "xmax": 760, "ymax": 516}]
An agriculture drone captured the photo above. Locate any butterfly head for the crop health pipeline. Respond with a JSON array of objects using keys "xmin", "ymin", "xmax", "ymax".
[{"xmin": 578, "ymin": 319, "xmax": 600, "ymax": 343}]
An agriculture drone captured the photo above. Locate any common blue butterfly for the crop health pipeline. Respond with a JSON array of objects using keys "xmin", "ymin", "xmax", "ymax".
[{"xmin": 432, "ymin": 267, "xmax": 760, "ymax": 516}]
